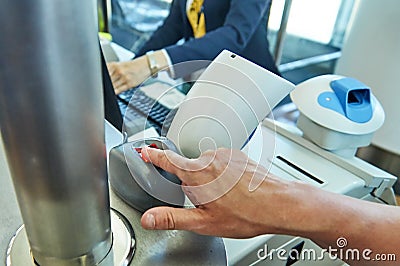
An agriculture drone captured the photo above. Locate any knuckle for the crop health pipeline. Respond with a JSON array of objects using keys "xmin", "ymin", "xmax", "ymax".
[
  {"xmin": 113, "ymin": 67, "xmax": 120, "ymax": 74},
  {"xmin": 183, "ymin": 159, "xmax": 199, "ymax": 171},
  {"xmin": 165, "ymin": 212, "xmax": 176, "ymax": 230},
  {"xmin": 120, "ymin": 74, "xmax": 127, "ymax": 82},
  {"xmin": 159, "ymin": 155, "xmax": 170, "ymax": 170},
  {"xmin": 116, "ymin": 69, "xmax": 124, "ymax": 77}
]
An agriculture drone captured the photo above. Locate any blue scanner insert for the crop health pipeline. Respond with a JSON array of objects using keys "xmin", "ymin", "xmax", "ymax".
[{"xmin": 318, "ymin": 78, "xmax": 373, "ymax": 123}]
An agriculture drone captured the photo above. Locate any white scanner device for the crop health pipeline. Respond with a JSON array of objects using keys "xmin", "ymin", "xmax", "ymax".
[
  {"xmin": 291, "ymin": 75, "xmax": 385, "ymax": 157},
  {"xmin": 109, "ymin": 50, "xmax": 397, "ymax": 265},
  {"xmin": 109, "ymin": 50, "xmax": 295, "ymax": 212}
]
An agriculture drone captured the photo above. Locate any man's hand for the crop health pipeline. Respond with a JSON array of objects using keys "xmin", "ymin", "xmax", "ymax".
[
  {"xmin": 139, "ymin": 147, "xmax": 400, "ymax": 265},
  {"xmin": 140, "ymin": 147, "xmax": 297, "ymax": 238}
]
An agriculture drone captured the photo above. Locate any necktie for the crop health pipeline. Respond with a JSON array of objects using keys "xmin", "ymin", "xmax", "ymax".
[{"xmin": 187, "ymin": 0, "xmax": 206, "ymax": 38}]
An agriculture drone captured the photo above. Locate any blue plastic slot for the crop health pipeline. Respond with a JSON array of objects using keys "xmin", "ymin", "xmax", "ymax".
[{"xmin": 318, "ymin": 78, "xmax": 372, "ymax": 123}]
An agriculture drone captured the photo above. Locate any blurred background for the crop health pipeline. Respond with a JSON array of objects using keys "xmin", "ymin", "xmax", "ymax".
[{"xmin": 107, "ymin": 0, "xmax": 354, "ymax": 85}]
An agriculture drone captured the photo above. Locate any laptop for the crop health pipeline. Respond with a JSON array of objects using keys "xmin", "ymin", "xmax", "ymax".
[{"xmin": 101, "ymin": 49, "xmax": 183, "ymax": 138}]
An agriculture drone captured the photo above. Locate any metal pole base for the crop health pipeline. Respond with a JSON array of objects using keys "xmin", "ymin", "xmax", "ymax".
[{"xmin": 6, "ymin": 209, "xmax": 135, "ymax": 266}]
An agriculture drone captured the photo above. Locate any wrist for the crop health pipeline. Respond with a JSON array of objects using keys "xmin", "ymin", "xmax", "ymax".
[
  {"xmin": 263, "ymin": 180, "xmax": 338, "ymax": 238},
  {"xmin": 145, "ymin": 50, "xmax": 169, "ymax": 77},
  {"xmin": 276, "ymin": 182, "xmax": 363, "ymax": 243}
]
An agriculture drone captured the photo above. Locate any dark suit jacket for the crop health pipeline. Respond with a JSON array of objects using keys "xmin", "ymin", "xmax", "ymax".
[{"xmin": 136, "ymin": 0, "xmax": 279, "ymax": 77}]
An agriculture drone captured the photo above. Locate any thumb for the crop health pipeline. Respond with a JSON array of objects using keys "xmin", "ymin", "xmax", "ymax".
[{"xmin": 141, "ymin": 206, "xmax": 204, "ymax": 231}]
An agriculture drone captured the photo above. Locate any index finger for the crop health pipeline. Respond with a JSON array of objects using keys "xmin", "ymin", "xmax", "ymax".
[{"xmin": 141, "ymin": 147, "xmax": 195, "ymax": 184}]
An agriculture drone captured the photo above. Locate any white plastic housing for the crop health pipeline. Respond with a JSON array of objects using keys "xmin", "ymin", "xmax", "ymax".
[
  {"xmin": 167, "ymin": 50, "xmax": 295, "ymax": 158},
  {"xmin": 291, "ymin": 75, "xmax": 385, "ymax": 157}
]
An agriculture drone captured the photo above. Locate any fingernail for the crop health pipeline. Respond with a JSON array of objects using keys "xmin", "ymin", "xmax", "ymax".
[{"xmin": 145, "ymin": 213, "xmax": 155, "ymax": 229}]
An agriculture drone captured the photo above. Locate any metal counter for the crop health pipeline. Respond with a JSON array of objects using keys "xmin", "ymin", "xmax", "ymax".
[{"xmin": 0, "ymin": 133, "xmax": 226, "ymax": 265}]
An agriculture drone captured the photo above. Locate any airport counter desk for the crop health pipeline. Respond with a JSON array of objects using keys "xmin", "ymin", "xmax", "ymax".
[{"xmin": 0, "ymin": 133, "xmax": 226, "ymax": 265}]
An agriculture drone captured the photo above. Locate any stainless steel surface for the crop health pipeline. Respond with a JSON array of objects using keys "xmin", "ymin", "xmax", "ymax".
[
  {"xmin": 6, "ymin": 210, "xmax": 135, "ymax": 266},
  {"xmin": 98, "ymin": 0, "xmax": 112, "ymax": 32},
  {"xmin": 110, "ymin": 189, "xmax": 227, "ymax": 265},
  {"xmin": 0, "ymin": 1, "xmax": 112, "ymax": 265},
  {"xmin": 0, "ymin": 136, "xmax": 22, "ymax": 264},
  {"xmin": 0, "ymin": 1, "xmax": 226, "ymax": 263},
  {"xmin": 273, "ymin": 0, "xmax": 293, "ymax": 65},
  {"xmin": 110, "ymin": 209, "xmax": 136, "ymax": 266},
  {"xmin": 1, "ymin": 133, "xmax": 227, "ymax": 265}
]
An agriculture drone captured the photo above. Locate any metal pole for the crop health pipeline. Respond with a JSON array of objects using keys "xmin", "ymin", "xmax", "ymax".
[
  {"xmin": 98, "ymin": 0, "xmax": 112, "ymax": 32},
  {"xmin": 274, "ymin": 0, "xmax": 293, "ymax": 66},
  {"xmin": 278, "ymin": 51, "xmax": 342, "ymax": 73},
  {"xmin": 0, "ymin": 1, "xmax": 112, "ymax": 265}
]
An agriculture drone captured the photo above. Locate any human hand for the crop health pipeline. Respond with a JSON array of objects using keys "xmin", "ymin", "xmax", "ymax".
[
  {"xmin": 140, "ymin": 147, "xmax": 299, "ymax": 238},
  {"xmin": 139, "ymin": 148, "xmax": 400, "ymax": 265},
  {"xmin": 107, "ymin": 56, "xmax": 150, "ymax": 94}
]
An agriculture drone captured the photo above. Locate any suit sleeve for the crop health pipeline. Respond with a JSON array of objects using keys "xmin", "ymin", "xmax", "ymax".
[
  {"xmin": 136, "ymin": 0, "xmax": 184, "ymax": 56},
  {"xmin": 165, "ymin": 0, "xmax": 271, "ymax": 76}
]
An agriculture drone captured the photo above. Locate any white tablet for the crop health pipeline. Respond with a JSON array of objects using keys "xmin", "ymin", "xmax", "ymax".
[{"xmin": 167, "ymin": 50, "xmax": 295, "ymax": 158}]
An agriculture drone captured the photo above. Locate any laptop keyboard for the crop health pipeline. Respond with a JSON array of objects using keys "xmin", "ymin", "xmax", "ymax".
[{"xmin": 117, "ymin": 89, "xmax": 177, "ymax": 136}]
